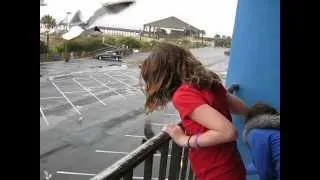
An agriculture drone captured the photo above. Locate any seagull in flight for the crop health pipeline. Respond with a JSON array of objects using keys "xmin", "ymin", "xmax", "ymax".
[{"xmin": 62, "ymin": 0, "xmax": 135, "ymax": 40}]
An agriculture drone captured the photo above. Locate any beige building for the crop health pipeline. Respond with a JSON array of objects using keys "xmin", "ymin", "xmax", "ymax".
[{"xmin": 142, "ymin": 16, "xmax": 205, "ymax": 39}]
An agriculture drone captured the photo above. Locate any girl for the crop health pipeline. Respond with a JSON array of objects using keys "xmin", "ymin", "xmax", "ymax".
[{"xmin": 140, "ymin": 42, "xmax": 249, "ymax": 180}]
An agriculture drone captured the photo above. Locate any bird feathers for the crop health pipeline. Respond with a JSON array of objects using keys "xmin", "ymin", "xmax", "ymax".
[{"xmin": 61, "ymin": 0, "xmax": 135, "ymax": 40}]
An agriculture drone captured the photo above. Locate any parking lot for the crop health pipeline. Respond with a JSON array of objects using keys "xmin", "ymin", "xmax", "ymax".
[{"xmin": 40, "ymin": 47, "xmax": 229, "ymax": 180}]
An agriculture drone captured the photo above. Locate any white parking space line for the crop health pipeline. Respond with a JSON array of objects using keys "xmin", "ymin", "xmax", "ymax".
[
  {"xmin": 119, "ymin": 69, "xmax": 138, "ymax": 74},
  {"xmin": 164, "ymin": 113, "xmax": 179, "ymax": 116},
  {"xmin": 150, "ymin": 123, "xmax": 165, "ymax": 126},
  {"xmin": 40, "ymin": 107, "xmax": 49, "ymax": 126},
  {"xmin": 63, "ymin": 91, "xmax": 88, "ymax": 94},
  {"xmin": 153, "ymin": 154, "xmax": 171, "ymax": 157},
  {"xmin": 153, "ymin": 154, "xmax": 171, "ymax": 158},
  {"xmin": 95, "ymin": 150, "xmax": 128, "ymax": 154},
  {"xmin": 103, "ymin": 72, "xmax": 144, "ymax": 95},
  {"xmin": 125, "ymin": 134, "xmax": 145, "ymax": 138},
  {"xmin": 116, "ymin": 70, "xmax": 140, "ymax": 77},
  {"xmin": 56, "ymin": 171, "xmax": 166, "ymax": 180},
  {"xmin": 86, "ymin": 86, "xmax": 104, "ymax": 89},
  {"xmin": 72, "ymin": 78, "xmax": 106, "ymax": 106},
  {"xmin": 56, "ymin": 171, "xmax": 96, "ymax": 176},
  {"xmin": 117, "ymin": 71, "xmax": 139, "ymax": 82},
  {"xmin": 133, "ymin": 177, "xmax": 167, "ymax": 180},
  {"xmin": 95, "ymin": 150, "xmax": 171, "ymax": 158},
  {"xmin": 89, "ymin": 75, "xmax": 126, "ymax": 99},
  {"xmin": 49, "ymin": 80, "xmax": 82, "ymax": 115},
  {"xmin": 40, "ymin": 97, "xmax": 64, "ymax": 100},
  {"xmin": 91, "ymin": 89, "xmax": 113, "ymax": 94}
]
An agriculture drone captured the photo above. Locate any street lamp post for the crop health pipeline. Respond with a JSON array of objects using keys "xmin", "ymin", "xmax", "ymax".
[
  {"xmin": 64, "ymin": 12, "xmax": 72, "ymax": 62},
  {"xmin": 46, "ymin": 29, "xmax": 50, "ymax": 61}
]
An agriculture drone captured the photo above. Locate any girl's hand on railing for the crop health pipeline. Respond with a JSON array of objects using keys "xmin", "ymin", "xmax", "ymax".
[{"xmin": 162, "ymin": 124, "xmax": 188, "ymax": 147}]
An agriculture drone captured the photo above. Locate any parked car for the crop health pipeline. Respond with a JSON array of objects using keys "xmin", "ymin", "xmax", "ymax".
[{"xmin": 94, "ymin": 50, "xmax": 122, "ymax": 61}]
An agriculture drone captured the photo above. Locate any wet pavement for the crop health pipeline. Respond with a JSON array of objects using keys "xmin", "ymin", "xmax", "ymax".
[{"xmin": 40, "ymin": 47, "xmax": 229, "ymax": 180}]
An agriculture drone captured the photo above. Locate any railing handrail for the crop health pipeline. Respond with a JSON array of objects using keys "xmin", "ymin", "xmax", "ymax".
[{"xmin": 91, "ymin": 131, "xmax": 171, "ymax": 180}]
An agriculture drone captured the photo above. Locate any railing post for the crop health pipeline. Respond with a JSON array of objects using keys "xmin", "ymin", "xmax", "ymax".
[
  {"xmin": 168, "ymin": 142, "xmax": 183, "ymax": 180},
  {"xmin": 158, "ymin": 141, "xmax": 169, "ymax": 180},
  {"xmin": 123, "ymin": 169, "xmax": 133, "ymax": 180},
  {"xmin": 143, "ymin": 153, "xmax": 154, "ymax": 180},
  {"xmin": 179, "ymin": 147, "xmax": 189, "ymax": 180}
]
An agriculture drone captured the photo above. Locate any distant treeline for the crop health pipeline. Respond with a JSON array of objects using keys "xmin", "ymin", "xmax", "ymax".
[{"xmin": 213, "ymin": 34, "xmax": 232, "ymax": 48}]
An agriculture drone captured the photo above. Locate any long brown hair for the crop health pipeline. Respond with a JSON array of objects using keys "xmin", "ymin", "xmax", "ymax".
[{"xmin": 140, "ymin": 42, "xmax": 221, "ymax": 113}]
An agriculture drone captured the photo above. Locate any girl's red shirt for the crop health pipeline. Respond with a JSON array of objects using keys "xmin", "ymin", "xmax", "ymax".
[{"xmin": 172, "ymin": 83, "xmax": 245, "ymax": 179}]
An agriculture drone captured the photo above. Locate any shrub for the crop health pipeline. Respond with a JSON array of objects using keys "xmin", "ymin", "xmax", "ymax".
[
  {"xmin": 103, "ymin": 36, "xmax": 117, "ymax": 45},
  {"xmin": 140, "ymin": 41, "xmax": 152, "ymax": 51},
  {"xmin": 149, "ymin": 40, "xmax": 159, "ymax": 47},
  {"xmin": 40, "ymin": 41, "xmax": 48, "ymax": 54},
  {"xmin": 55, "ymin": 44, "xmax": 65, "ymax": 54},
  {"xmin": 116, "ymin": 37, "xmax": 141, "ymax": 49},
  {"xmin": 180, "ymin": 39, "xmax": 191, "ymax": 47},
  {"xmin": 53, "ymin": 37, "xmax": 105, "ymax": 54}
]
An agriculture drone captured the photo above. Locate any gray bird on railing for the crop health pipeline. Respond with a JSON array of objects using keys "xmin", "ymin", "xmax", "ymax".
[{"xmin": 62, "ymin": 0, "xmax": 135, "ymax": 40}]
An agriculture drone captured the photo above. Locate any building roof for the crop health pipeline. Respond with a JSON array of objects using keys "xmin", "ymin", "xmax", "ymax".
[
  {"xmin": 144, "ymin": 16, "xmax": 201, "ymax": 32},
  {"xmin": 97, "ymin": 26, "xmax": 141, "ymax": 33}
]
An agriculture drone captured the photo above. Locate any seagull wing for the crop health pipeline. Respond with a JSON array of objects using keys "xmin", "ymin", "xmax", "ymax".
[
  {"xmin": 61, "ymin": 0, "xmax": 135, "ymax": 40},
  {"xmin": 85, "ymin": 6, "xmax": 110, "ymax": 29},
  {"xmin": 103, "ymin": 0, "xmax": 135, "ymax": 14},
  {"xmin": 85, "ymin": 0, "xmax": 135, "ymax": 29},
  {"xmin": 69, "ymin": 10, "xmax": 84, "ymax": 26},
  {"xmin": 62, "ymin": 26, "xmax": 84, "ymax": 40}
]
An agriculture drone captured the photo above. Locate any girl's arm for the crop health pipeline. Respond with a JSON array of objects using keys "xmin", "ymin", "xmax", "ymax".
[
  {"xmin": 227, "ymin": 93, "xmax": 249, "ymax": 116},
  {"xmin": 163, "ymin": 104, "xmax": 237, "ymax": 147}
]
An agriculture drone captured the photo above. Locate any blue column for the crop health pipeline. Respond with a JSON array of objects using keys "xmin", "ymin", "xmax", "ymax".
[{"xmin": 225, "ymin": 0, "xmax": 279, "ymax": 179}]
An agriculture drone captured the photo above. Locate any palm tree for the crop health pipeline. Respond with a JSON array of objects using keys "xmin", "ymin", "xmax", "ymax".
[
  {"xmin": 214, "ymin": 34, "xmax": 221, "ymax": 47},
  {"xmin": 214, "ymin": 34, "xmax": 221, "ymax": 39},
  {"xmin": 225, "ymin": 36, "xmax": 232, "ymax": 48},
  {"xmin": 41, "ymin": 15, "xmax": 56, "ymax": 29},
  {"xmin": 41, "ymin": 15, "xmax": 56, "ymax": 54}
]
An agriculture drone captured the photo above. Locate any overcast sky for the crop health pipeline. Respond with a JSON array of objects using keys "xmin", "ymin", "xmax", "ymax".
[{"xmin": 40, "ymin": 0, "xmax": 238, "ymax": 37}]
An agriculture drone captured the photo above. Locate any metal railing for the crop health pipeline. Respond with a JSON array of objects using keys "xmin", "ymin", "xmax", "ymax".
[
  {"xmin": 91, "ymin": 132, "xmax": 194, "ymax": 180},
  {"xmin": 91, "ymin": 84, "xmax": 240, "ymax": 180}
]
